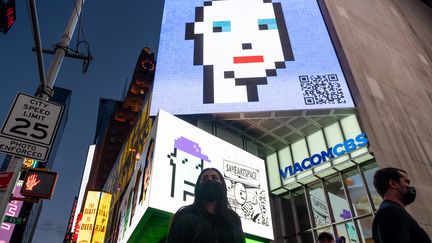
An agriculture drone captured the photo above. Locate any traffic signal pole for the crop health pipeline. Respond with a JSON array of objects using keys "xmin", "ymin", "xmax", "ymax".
[
  {"xmin": 0, "ymin": 0, "xmax": 85, "ymax": 227},
  {"xmin": 28, "ymin": 0, "xmax": 46, "ymax": 90}
]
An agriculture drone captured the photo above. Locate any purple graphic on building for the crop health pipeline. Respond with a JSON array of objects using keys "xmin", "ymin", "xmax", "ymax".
[
  {"xmin": 168, "ymin": 137, "xmax": 209, "ymax": 201},
  {"xmin": 340, "ymin": 209, "xmax": 352, "ymax": 220},
  {"xmin": 0, "ymin": 182, "xmax": 24, "ymax": 242},
  {"xmin": 174, "ymin": 136, "xmax": 211, "ymax": 162}
]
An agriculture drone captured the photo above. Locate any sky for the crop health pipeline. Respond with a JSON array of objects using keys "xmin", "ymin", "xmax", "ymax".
[{"xmin": 0, "ymin": 0, "xmax": 164, "ymax": 242}]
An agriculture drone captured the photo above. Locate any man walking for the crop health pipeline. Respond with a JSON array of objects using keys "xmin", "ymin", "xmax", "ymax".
[{"xmin": 372, "ymin": 167, "xmax": 431, "ymax": 243}]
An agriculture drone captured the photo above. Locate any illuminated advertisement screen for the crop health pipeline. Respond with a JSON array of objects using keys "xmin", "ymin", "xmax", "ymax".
[
  {"xmin": 0, "ymin": 180, "xmax": 24, "ymax": 242},
  {"xmin": 150, "ymin": 0, "xmax": 354, "ymax": 116},
  {"xmin": 77, "ymin": 191, "xmax": 101, "ymax": 243},
  {"xmin": 118, "ymin": 110, "xmax": 273, "ymax": 242},
  {"xmin": 92, "ymin": 192, "xmax": 112, "ymax": 243},
  {"xmin": 117, "ymin": 126, "xmax": 157, "ymax": 243}
]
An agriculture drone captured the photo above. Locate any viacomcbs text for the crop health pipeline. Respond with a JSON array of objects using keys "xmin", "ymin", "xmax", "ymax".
[{"xmin": 280, "ymin": 133, "xmax": 368, "ymax": 179}]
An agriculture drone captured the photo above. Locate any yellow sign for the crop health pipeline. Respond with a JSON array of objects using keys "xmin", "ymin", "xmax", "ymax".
[
  {"xmin": 77, "ymin": 191, "xmax": 101, "ymax": 243},
  {"xmin": 92, "ymin": 192, "xmax": 112, "ymax": 243},
  {"xmin": 22, "ymin": 158, "xmax": 37, "ymax": 168}
]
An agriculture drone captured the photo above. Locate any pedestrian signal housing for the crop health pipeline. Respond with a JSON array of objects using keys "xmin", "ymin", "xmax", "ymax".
[{"xmin": 21, "ymin": 169, "xmax": 58, "ymax": 199}]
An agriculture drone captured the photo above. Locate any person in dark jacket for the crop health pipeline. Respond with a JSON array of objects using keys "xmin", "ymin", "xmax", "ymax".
[
  {"xmin": 167, "ymin": 168, "xmax": 245, "ymax": 243},
  {"xmin": 372, "ymin": 167, "xmax": 431, "ymax": 243}
]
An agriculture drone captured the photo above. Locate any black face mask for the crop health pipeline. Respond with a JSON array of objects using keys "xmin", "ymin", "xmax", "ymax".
[
  {"xmin": 199, "ymin": 180, "xmax": 224, "ymax": 202},
  {"xmin": 399, "ymin": 185, "xmax": 416, "ymax": 206}
]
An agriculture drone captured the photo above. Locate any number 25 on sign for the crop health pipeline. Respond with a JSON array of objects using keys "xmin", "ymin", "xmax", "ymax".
[{"xmin": 0, "ymin": 93, "xmax": 64, "ymax": 161}]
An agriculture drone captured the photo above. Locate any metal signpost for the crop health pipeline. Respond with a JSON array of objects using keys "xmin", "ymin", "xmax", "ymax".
[
  {"xmin": 0, "ymin": 93, "xmax": 64, "ymax": 162},
  {"xmin": 0, "ymin": 0, "xmax": 86, "ymax": 229}
]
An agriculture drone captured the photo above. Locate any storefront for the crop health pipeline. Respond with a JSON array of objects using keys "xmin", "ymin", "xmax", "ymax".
[{"xmin": 265, "ymin": 114, "xmax": 379, "ymax": 243}]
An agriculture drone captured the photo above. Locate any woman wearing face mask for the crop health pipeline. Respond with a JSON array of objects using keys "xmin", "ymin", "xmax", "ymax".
[{"xmin": 167, "ymin": 168, "xmax": 245, "ymax": 243}]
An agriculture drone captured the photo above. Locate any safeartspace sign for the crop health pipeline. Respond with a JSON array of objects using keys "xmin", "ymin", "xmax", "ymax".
[
  {"xmin": 117, "ymin": 110, "xmax": 273, "ymax": 242},
  {"xmin": 150, "ymin": 0, "xmax": 354, "ymax": 116}
]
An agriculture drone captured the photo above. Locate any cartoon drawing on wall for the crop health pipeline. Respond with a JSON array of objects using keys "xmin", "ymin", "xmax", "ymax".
[
  {"xmin": 186, "ymin": 0, "xmax": 294, "ymax": 104},
  {"xmin": 167, "ymin": 137, "xmax": 209, "ymax": 201},
  {"xmin": 224, "ymin": 160, "xmax": 269, "ymax": 226},
  {"xmin": 140, "ymin": 138, "xmax": 155, "ymax": 204}
]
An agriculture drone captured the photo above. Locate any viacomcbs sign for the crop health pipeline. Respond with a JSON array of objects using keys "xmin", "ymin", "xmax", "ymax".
[{"xmin": 280, "ymin": 133, "xmax": 368, "ymax": 179}]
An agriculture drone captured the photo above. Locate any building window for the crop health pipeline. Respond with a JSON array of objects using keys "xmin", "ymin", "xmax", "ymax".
[
  {"xmin": 325, "ymin": 176, "xmax": 351, "ymax": 223},
  {"xmin": 362, "ymin": 164, "xmax": 382, "ymax": 210},
  {"xmin": 278, "ymin": 161, "xmax": 378, "ymax": 243},
  {"xmin": 293, "ymin": 189, "xmax": 312, "ymax": 231},
  {"xmin": 344, "ymin": 169, "xmax": 372, "ymax": 216},
  {"xmin": 309, "ymin": 182, "xmax": 330, "ymax": 227}
]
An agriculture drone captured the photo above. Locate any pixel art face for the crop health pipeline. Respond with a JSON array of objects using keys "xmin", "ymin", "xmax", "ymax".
[
  {"xmin": 167, "ymin": 137, "xmax": 209, "ymax": 201},
  {"xmin": 186, "ymin": 0, "xmax": 294, "ymax": 104}
]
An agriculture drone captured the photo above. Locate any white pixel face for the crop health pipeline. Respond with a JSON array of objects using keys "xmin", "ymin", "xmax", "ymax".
[
  {"xmin": 195, "ymin": 0, "xmax": 284, "ymax": 78},
  {"xmin": 187, "ymin": 0, "xmax": 293, "ymax": 104},
  {"xmin": 168, "ymin": 149, "xmax": 204, "ymax": 202}
]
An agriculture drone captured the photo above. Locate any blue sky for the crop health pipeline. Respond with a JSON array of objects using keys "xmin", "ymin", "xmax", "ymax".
[{"xmin": 0, "ymin": 0, "xmax": 164, "ymax": 242}]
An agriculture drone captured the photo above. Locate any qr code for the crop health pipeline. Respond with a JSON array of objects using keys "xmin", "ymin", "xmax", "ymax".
[{"xmin": 299, "ymin": 74, "xmax": 347, "ymax": 105}]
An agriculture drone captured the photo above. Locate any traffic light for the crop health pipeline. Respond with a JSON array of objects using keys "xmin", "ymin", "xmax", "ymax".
[
  {"xmin": 0, "ymin": 0, "xmax": 16, "ymax": 34},
  {"xmin": 21, "ymin": 169, "xmax": 58, "ymax": 199}
]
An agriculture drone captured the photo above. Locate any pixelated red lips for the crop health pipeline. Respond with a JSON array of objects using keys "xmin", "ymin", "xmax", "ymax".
[{"xmin": 233, "ymin": 55, "xmax": 264, "ymax": 64}]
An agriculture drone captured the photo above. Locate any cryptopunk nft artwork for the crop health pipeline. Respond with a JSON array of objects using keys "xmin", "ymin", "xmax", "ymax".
[
  {"xmin": 117, "ymin": 110, "xmax": 275, "ymax": 241},
  {"xmin": 150, "ymin": 0, "xmax": 355, "ymax": 116},
  {"xmin": 186, "ymin": 0, "xmax": 294, "ymax": 104},
  {"xmin": 167, "ymin": 136, "xmax": 207, "ymax": 201}
]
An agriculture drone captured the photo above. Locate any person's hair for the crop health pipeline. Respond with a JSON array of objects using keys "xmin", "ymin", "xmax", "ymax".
[
  {"xmin": 317, "ymin": 232, "xmax": 334, "ymax": 241},
  {"xmin": 373, "ymin": 167, "xmax": 407, "ymax": 197}
]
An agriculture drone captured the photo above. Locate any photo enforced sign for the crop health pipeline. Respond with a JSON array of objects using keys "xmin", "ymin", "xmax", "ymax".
[{"xmin": 0, "ymin": 93, "xmax": 64, "ymax": 161}]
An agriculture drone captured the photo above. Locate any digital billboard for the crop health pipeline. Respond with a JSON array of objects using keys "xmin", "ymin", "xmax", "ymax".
[
  {"xmin": 150, "ymin": 0, "xmax": 354, "ymax": 116},
  {"xmin": 92, "ymin": 192, "xmax": 112, "ymax": 243},
  {"xmin": 117, "ymin": 125, "xmax": 156, "ymax": 243},
  {"xmin": 0, "ymin": 180, "xmax": 24, "ymax": 242},
  {"xmin": 77, "ymin": 191, "xmax": 100, "ymax": 243},
  {"xmin": 118, "ymin": 110, "xmax": 273, "ymax": 242}
]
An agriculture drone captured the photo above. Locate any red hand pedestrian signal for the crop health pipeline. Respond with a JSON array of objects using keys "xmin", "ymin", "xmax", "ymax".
[
  {"xmin": 0, "ymin": 0, "xmax": 16, "ymax": 34},
  {"xmin": 21, "ymin": 169, "xmax": 58, "ymax": 199},
  {"xmin": 24, "ymin": 174, "xmax": 41, "ymax": 190}
]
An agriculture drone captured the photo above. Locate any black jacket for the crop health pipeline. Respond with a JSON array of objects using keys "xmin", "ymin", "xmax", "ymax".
[
  {"xmin": 167, "ymin": 205, "xmax": 245, "ymax": 243},
  {"xmin": 372, "ymin": 200, "xmax": 431, "ymax": 243}
]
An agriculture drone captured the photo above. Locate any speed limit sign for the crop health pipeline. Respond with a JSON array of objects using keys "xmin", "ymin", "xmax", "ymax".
[{"xmin": 0, "ymin": 93, "xmax": 64, "ymax": 161}]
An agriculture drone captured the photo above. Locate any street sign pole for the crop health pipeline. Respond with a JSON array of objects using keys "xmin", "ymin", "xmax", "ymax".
[
  {"xmin": 42, "ymin": 0, "xmax": 85, "ymax": 100},
  {"xmin": 0, "ymin": 0, "xmax": 85, "ymax": 223}
]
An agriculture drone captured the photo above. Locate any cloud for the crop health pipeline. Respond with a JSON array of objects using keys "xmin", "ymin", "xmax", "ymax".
[{"xmin": 36, "ymin": 219, "xmax": 66, "ymax": 237}]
